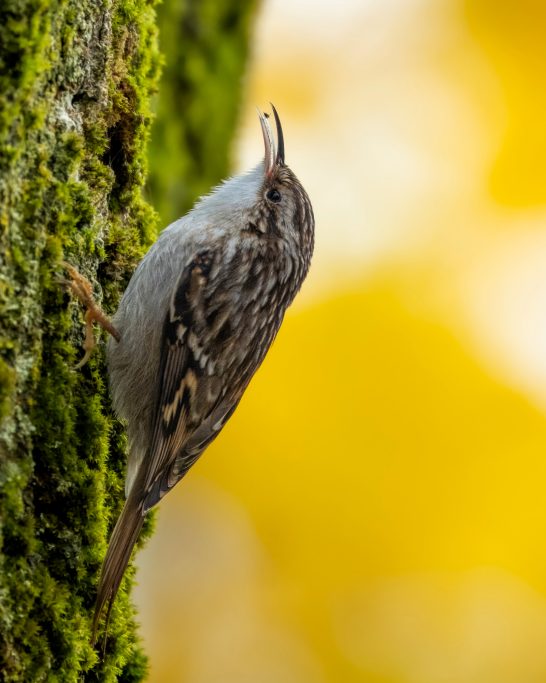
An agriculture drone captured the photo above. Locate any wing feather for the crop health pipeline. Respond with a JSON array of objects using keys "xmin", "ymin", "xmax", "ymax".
[{"xmin": 138, "ymin": 249, "xmax": 240, "ymax": 512}]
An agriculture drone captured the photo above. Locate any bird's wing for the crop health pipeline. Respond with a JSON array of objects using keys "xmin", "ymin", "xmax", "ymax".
[{"xmin": 139, "ymin": 249, "xmax": 237, "ymax": 512}]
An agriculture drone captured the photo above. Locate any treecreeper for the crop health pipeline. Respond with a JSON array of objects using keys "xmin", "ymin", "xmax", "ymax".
[{"xmin": 65, "ymin": 106, "xmax": 315, "ymax": 643}]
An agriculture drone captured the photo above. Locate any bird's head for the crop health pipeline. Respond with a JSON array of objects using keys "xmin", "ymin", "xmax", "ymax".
[
  {"xmin": 193, "ymin": 106, "xmax": 314, "ymax": 263},
  {"xmin": 248, "ymin": 106, "xmax": 314, "ymax": 258}
]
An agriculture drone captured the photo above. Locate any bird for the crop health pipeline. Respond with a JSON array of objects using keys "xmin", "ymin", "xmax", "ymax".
[{"xmin": 70, "ymin": 106, "xmax": 315, "ymax": 642}]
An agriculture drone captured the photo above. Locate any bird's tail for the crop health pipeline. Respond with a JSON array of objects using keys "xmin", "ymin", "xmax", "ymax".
[{"xmin": 91, "ymin": 495, "xmax": 145, "ymax": 645}]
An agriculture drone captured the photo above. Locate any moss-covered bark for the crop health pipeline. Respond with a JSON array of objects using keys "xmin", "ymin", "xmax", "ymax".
[
  {"xmin": 148, "ymin": 0, "xmax": 258, "ymax": 225},
  {"xmin": 0, "ymin": 0, "xmax": 257, "ymax": 680}
]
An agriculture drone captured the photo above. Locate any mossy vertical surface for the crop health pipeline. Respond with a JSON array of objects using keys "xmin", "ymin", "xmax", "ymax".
[
  {"xmin": 0, "ymin": 0, "xmax": 258, "ymax": 679},
  {"xmin": 0, "ymin": 0, "xmax": 160, "ymax": 679},
  {"xmin": 147, "ymin": 0, "xmax": 259, "ymax": 226}
]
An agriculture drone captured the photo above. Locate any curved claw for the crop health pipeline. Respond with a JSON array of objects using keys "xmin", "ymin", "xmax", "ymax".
[{"xmin": 61, "ymin": 261, "xmax": 121, "ymax": 368}]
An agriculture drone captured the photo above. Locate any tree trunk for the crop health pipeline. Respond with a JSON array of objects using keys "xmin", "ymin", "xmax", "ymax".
[{"xmin": 0, "ymin": 0, "xmax": 256, "ymax": 680}]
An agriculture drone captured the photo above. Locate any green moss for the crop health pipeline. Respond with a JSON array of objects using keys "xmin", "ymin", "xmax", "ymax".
[
  {"xmin": 0, "ymin": 0, "xmax": 257, "ymax": 679},
  {"xmin": 0, "ymin": 0, "xmax": 160, "ymax": 679},
  {"xmin": 147, "ymin": 0, "xmax": 259, "ymax": 226},
  {"xmin": 0, "ymin": 358, "xmax": 16, "ymax": 421}
]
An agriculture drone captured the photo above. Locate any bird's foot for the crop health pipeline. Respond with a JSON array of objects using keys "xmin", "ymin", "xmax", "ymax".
[{"xmin": 61, "ymin": 261, "xmax": 121, "ymax": 368}]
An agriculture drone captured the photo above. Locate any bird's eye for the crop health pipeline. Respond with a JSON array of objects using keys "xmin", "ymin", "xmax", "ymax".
[{"xmin": 266, "ymin": 188, "xmax": 282, "ymax": 203}]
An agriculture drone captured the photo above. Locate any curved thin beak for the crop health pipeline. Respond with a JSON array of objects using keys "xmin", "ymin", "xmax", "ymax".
[
  {"xmin": 257, "ymin": 105, "xmax": 285, "ymax": 177},
  {"xmin": 258, "ymin": 109, "xmax": 276, "ymax": 177},
  {"xmin": 271, "ymin": 104, "xmax": 285, "ymax": 165}
]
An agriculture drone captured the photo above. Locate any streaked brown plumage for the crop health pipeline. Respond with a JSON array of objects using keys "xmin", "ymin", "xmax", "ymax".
[{"xmin": 92, "ymin": 106, "xmax": 314, "ymax": 641}]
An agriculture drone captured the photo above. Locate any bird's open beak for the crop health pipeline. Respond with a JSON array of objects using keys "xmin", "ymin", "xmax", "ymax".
[{"xmin": 258, "ymin": 104, "xmax": 285, "ymax": 177}]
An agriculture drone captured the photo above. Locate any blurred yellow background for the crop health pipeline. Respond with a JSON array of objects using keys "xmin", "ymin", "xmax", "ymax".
[{"xmin": 136, "ymin": 1, "xmax": 546, "ymax": 681}]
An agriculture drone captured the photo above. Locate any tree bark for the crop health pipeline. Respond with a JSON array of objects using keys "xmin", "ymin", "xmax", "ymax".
[{"xmin": 0, "ymin": 0, "xmax": 256, "ymax": 680}]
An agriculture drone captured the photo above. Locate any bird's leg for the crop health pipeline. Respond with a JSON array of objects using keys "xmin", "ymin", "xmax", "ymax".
[{"xmin": 61, "ymin": 261, "xmax": 121, "ymax": 368}]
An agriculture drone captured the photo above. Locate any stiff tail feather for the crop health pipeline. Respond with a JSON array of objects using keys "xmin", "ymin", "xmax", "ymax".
[{"xmin": 91, "ymin": 495, "xmax": 145, "ymax": 645}]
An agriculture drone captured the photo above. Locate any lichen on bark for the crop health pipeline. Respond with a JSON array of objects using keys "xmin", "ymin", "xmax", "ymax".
[{"xmin": 0, "ymin": 0, "xmax": 258, "ymax": 680}]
